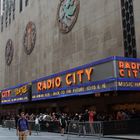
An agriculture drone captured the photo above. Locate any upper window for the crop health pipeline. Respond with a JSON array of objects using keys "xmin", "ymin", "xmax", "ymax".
[
  {"xmin": 19, "ymin": 0, "xmax": 22, "ymax": 12},
  {"xmin": 25, "ymin": 0, "xmax": 29, "ymax": 7}
]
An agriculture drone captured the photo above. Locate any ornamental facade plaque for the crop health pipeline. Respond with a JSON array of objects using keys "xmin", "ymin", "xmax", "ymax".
[
  {"xmin": 5, "ymin": 39, "xmax": 14, "ymax": 66},
  {"xmin": 23, "ymin": 21, "xmax": 36, "ymax": 55},
  {"xmin": 57, "ymin": 0, "xmax": 80, "ymax": 33}
]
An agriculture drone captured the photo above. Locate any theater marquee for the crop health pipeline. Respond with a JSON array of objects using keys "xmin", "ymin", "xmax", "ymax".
[
  {"xmin": 31, "ymin": 56, "xmax": 140, "ymax": 101},
  {"xmin": 1, "ymin": 83, "xmax": 30, "ymax": 104}
]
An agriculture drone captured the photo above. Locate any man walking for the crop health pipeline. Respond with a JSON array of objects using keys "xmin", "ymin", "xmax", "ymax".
[
  {"xmin": 35, "ymin": 115, "xmax": 40, "ymax": 135},
  {"xmin": 17, "ymin": 112, "xmax": 31, "ymax": 140}
]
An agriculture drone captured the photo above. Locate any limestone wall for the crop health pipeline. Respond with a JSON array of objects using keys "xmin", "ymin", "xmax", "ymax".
[
  {"xmin": 0, "ymin": 0, "xmax": 123, "ymax": 89},
  {"xmin": 133, "ymin": 0, "xmax": 140, "ymax": 57}
]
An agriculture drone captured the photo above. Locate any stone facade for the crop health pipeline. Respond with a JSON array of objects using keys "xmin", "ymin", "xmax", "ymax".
[
  {"xmin": 0, "ymin": 0, "xmax": 124, "ymax": 89},
  {"xmin": 134, "ymin": 0, "xmax": 140, "ymax": 57}
]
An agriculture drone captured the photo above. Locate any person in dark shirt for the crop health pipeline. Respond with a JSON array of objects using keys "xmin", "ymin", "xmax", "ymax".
[
  {"xmin": 17, "ymin": 112, "xmax": 31, "ymax": 140},
  {"xmin": 83, "ymin": 109, "xmax": 89, "ymax": 122},
  {"xmin": 15, "ymin": 114, "xmax": 20, "ymax": 129},
  {"xmin": 59, "ymin": 113, "xmax": 67, "ymax": 136},
  {"xmin": 79, "ymin": 109, "xmax": 89, "ymax": 135}
]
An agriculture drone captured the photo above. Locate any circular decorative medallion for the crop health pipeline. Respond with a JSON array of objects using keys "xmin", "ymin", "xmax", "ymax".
[
  {"xmin": 5, "ymin": 39, "xmax": 14, "ymax": 65},
  {"xmin": 57, "ymin": 0, "xmax": 80, "ymax": 33},
  {"xmin": 23, "ymin": 21, "xmax": 36, "ymax": 55}
]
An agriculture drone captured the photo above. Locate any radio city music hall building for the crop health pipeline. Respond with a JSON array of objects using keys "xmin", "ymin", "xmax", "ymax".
[{"xmin": 0, "ymin": 0, "xmax": 140, "ymax": 114}]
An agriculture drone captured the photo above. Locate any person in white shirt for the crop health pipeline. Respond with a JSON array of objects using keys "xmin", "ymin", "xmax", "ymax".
[{"xmin": 35, "ymin": 115, "xmax": 40, "ymax": 135}]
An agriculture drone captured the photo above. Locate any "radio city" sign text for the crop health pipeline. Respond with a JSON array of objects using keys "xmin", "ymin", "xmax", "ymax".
[{"xmin": 37, "ymin": 67, "xmax": 94, "ymax": 92}]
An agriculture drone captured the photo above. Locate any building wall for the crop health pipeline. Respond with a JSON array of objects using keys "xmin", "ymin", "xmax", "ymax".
[
  {"xmin": 0, "ymin": 0, "xmax": 123, "ymax": 89},
  {"xmin": 133, "ymin": 0, "xmax": 140, "ymax": 57}
]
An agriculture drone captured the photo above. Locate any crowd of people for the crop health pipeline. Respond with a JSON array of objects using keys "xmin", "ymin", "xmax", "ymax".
[
  {"xmin": 13, "ymin": 108, "xmax": 138, "ymax": 123},
  {"xmin": 0, "ymin": 108, "xmax": 139, "ymax": 136},
  {"xmin": 1, "ymin": 108, "xmax": 139, "ymax": 123}
]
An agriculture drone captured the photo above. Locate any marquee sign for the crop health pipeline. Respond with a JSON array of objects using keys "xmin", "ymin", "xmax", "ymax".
[
  {"xmin": 32, "ymin": 57, "xmax": 116, "ymax": 101},
  {"xmin": 32, "ymin": 56, "xmax": 140, "ymax": 101},
  {"xmin": 117, "ymin": 60, "xmax": 140, "ymax": 78},
  {"xmin": 115, "ymin": 57, "xmax": 140, "ymax": 91},
  {"xmin": 2, "ymin": 56, "xmax": 140, "ymax": 104},
  {"xmin": 1, "ymin": 83, "xmax": 30, "ymax": 104}
]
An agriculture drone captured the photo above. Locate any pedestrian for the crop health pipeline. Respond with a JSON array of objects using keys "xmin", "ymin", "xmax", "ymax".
[
  {"xmin": 59, "ymin": 113, "xmax": 67, "ymax": 136},
  {"xmin": 35, "ymin": 115, "xmax": 40, "ymax": 135},
  {"xmin": 17, "ymin": 112, "xmax": 31, "ymax": 140},
  {"xmin": 89, "ymin": 109, "xmax": 96, "ymax": 134},
  {"xmin": 15, "ymin": 114, "xmax": 20, "ymax": 129},
  {"xmin": 6, "ymin": 114, "xmax": 11, "ymax": 130},
  {"xmin": 82, "ymin": 109, "xmax": 89, "ymax": 135}
]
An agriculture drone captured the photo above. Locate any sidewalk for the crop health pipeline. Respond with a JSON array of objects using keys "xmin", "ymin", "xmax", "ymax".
[
  {"xmin": 0, "ymin": 127, "xmax": 139, "ymax": 140},
  {"xmin": 0, "ymin": 127, "xmax": 67, "ymax": 140},
  {"xmin": 105, "ymin": 135, "xmax": 140, "ymax": 140}
]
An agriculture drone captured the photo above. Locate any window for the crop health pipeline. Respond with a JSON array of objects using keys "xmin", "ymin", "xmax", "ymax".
[
  {"xmin": 12, "ymin": 0, "xmax": 15, "ymax": 20},
  {"xmin": 0, "ymin": 0, "xmax": 15, "ymax": 31},
  {"xmin": 19, "ymin": 0, "xmax": 22, "ymax": 12},
  {"xmin": 25, "ymin": 0, "xmax": 28, "ymax": 7},
  {"xmin": 0, "ymin": 0, "xmax": 3, "ymax": 16},
  {"xmin": 9, "ymin": 4, "xmax": 11, "ymax": 25},
  {"xmin": 5, "ymin": 0, "xmax": 8, "ymax": 27},
  {"xmin": 121, "ymin": 0, "xmax": 137, "ymax": 58},
  {"xmin": 1, "ymin": 15, "xmax": 3, "ymax": 32},
  {"xmin": 0, "ymin": 0, "xmax": 5, "ymax": 16}
]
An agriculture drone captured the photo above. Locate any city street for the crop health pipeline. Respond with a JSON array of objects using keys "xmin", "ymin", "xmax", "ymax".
[{"xmin": 0, "ymin": 127, "xmax": 123, "ymax": 140}]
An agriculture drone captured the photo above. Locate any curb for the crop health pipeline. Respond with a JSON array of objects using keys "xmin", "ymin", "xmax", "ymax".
[{"xmin": 105, "ymin": 136, "xmax": 139, "ymax": 140}]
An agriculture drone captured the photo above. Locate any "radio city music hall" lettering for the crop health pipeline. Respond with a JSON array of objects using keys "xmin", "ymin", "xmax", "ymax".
[
  {"xmin": 37, "ymin": 67, "xmax": 93, "ymax": 92},
  {"xmin": 118, "ymin": 61, "xmax": 140, "ymax": 78}
]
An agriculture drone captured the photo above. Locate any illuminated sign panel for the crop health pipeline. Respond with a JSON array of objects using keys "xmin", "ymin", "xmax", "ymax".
[
  {"xmin": 32, "ymin": 58, "xmax": 116, "ymax": 101},
  {"xmin": 115, "ymin": 57, "xmax": 140, "ymax": 91},
  {"xmin": 118, "ymin": 61, "xmax": 140, "ymax": 78},
  {"xmin": 32, "ymin": 56, "xmax": 140, "ymax": 101},
  {"xmin": 1, "ymin": 83, "xmax": 30, "ymax": 104},
  {"xmin": 36, "ymin": 67, "xmax": 94, "ymax": 91},
  {"xmin": 2, "ymin": 56, "xmax": 140, "ymax": 104}
]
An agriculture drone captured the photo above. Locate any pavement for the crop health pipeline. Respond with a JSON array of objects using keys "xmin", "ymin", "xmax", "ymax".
[
  {"xmin": 0, "ymin": 127, "xmax": 139, "ymax": 140},
  {"xmin": 104, "ymin": 135, "xmax": 140, "ymax": 140}
]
